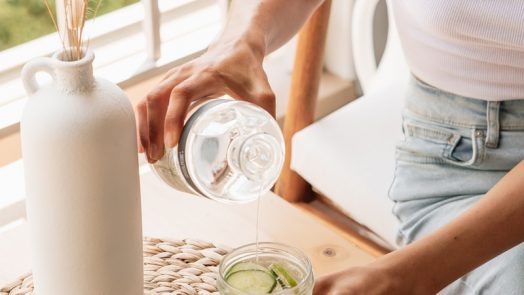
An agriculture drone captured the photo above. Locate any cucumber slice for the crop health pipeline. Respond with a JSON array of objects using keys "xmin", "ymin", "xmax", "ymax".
[
  {"xmin": 271, "ymin": 282, "xmax": 284, "ymax": 292},
  {"xmin": 269, "ymin": 264, "xmax": 298, "ymax": 289},
  {"xmin": 226, "ymin": 270, "xmax": 277, "ymax": 293},
  {"xmin": 226, "ymin": 261, "xmax": 271, "ymax": 279}
]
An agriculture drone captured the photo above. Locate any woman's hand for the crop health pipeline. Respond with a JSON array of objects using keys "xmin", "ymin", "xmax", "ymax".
[
  {"xmin": 136, "ymin": 37, "xmax": 275, "ymax": 163},
  {"xmin": 135, "ymin": 0, "xmax": 323, "ymax": 163},
  {"xmin": 313, "ymin": 263, "xmax": 419, "ymax": 295}
]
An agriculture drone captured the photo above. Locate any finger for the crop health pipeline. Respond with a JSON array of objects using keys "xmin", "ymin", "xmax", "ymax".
[
  {"xmin": 145, "ymin": 89, "xmax": 170, "ymax": 163},
  {"xmin": 312, "ymin": 275, "xmax": 334, "ymax": 295},
  {"xmin": 164, "ymin": 73, "xmax": 222, "ymax": 148},
  {"xmin": 249, "ymin": 69, "xmax": 276, "ymax": 117},
  {"xmin": 138, "ymin": 138, "xmax": 145, "ymax": 153},
  {"xmin": 159, "ymin": 63, "xmax": 192, "ymax": 83},
  {"xmin": 135, "ymin": 101, "xmax": 148, "ymax": 154},
  {"xmin": 143, "ymin": 67, "xmax": 195, "ymax": 162},
  {"xmin": 221, "ymin": 67, "xmax": 276, "ymax": 117}
]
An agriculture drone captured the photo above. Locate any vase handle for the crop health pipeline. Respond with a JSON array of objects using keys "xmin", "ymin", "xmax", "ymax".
[{"xmin": 21, "ymin": 57, "xmax": 55, "ymax": 95}]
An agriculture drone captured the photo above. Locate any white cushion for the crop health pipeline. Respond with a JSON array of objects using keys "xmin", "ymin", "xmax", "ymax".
[{"xmin": 291, "ymin": 79, "xmax": 409, "ymax": 247}]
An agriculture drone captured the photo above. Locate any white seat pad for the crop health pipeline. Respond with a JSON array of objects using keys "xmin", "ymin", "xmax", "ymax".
[{"xmin": 291, "ymin": 80, "xmax": 408, "ymax": 247}]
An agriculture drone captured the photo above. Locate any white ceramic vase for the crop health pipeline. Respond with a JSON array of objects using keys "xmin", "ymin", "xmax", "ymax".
[{"xmin": 20, "ymin": 49, "xmax": 144, "ymax": 295}]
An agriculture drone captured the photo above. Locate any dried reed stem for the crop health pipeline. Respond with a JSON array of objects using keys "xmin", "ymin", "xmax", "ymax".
[
  {"xmin": 42, "ymin": 0, "xmax": 67, "ymax": 59},
  {"xmin": 85, "ymin": 0, "xmax": 104, "ymax": 53},
  {"xmin": 43, "ymin": 0, "xmax": 103, "ymax": 61}
]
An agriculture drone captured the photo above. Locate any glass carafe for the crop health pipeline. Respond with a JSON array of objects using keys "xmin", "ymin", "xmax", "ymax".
[{"xmin": 151, "ymin": 98, "xmax": 285, "ymax": 203}]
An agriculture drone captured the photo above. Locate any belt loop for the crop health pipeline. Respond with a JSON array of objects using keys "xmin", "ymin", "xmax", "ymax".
[{"xmin": 485, "ymin": 101, "xmax": 500, "ymax": 149}]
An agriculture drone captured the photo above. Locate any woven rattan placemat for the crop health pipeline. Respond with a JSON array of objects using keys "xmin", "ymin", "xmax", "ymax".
[{"xmin": 0, "ymin": 237, "xmax": 232, "ymax": 295}]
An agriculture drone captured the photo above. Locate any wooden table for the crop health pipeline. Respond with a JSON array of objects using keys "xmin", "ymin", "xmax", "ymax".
[{"xmin": 0, "ymin": 168, "xmax": 375, "ymax": 286}]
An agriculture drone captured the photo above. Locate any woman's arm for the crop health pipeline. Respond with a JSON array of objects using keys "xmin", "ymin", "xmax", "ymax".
[
  {"xmin": 395, "ymin": 159, "xmax": 524, "ymax": 292},
  {"xmin": 315, "ymin": 159, "xmax": 524, "ymax": 294},
  {"xmin": 136, "ymin": 0, "xmax": 324, "ymax": 162},
  {"xmin": 223, "ymin": 0, "xmax": 324, "ymax": 55}
]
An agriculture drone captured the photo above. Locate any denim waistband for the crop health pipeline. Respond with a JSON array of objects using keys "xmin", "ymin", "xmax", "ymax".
[{"xmin": 404, "ymin": 76, "xmax": 524, "ymax": 132}]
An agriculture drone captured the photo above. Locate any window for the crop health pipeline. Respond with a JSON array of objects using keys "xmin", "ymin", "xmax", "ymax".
[
  {"xmin": 0, "ymin": 0, "xmax": 224, "ymax": 108},
  {"xmin": 0, "ymin": 0, "xmax": 141, "ymax": 51},
  {"xmin": 0, "ymin": 0, "xmax": 226, "ymax": 232}
]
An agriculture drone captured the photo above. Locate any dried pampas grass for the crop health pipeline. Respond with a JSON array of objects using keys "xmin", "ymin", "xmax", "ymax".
[{"xmin": 44, "ymin": 0, "xmax": 103, "ymax": 61}]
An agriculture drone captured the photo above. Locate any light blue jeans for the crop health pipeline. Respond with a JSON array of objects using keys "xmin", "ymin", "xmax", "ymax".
[{"xmin": 389, "ymin": 77, "xmax": 524, "ymax": 294}]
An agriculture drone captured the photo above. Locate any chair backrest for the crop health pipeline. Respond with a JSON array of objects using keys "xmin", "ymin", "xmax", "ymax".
[{"xmin": 352, "ymin": 0, "xmax": 409, "ymax": 94}]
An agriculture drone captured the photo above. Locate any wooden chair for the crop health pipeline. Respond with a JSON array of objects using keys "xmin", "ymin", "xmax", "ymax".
[
  {"xmin": 274, "ymin": 0, "xmax": 333, "ymax": 204},
  {"xmin": 275, "ymin": 0, "xmax": 410, "ymax": 256}
]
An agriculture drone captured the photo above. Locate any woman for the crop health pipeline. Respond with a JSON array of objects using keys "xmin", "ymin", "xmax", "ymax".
[{"xmin": 136, "ymin": 0, "xmax": 524, "ymax": 293}]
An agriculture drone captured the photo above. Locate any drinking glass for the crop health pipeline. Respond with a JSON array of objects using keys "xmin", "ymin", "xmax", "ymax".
[{"xmin": 217, "ymin": 243, "xmax": 314, "ymax": 295}]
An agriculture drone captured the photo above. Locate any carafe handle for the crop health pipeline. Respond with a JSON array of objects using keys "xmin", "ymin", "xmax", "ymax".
[{"xmin": 21, "ymin": 57, "xmax": 55, "ymax": 95}]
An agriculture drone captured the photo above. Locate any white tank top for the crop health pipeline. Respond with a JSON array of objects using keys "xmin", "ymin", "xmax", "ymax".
[{"xmin": 392, "ymin": 0, "xmax": 524, "ymax": 100}]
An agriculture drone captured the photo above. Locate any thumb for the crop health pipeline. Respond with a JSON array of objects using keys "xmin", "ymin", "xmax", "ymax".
[{"xmin": 313, "ymin": 276, "xmax": 333, "ymax": 295}]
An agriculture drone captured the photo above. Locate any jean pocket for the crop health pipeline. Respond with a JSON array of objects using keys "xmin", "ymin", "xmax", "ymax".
[
  {"xmin": 398, "ymin": 120, "xmax": 482, "ymax": 167},
  {"xmin": 443, "ymin": 131, "xmax": 481, "ymax": 166}
]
